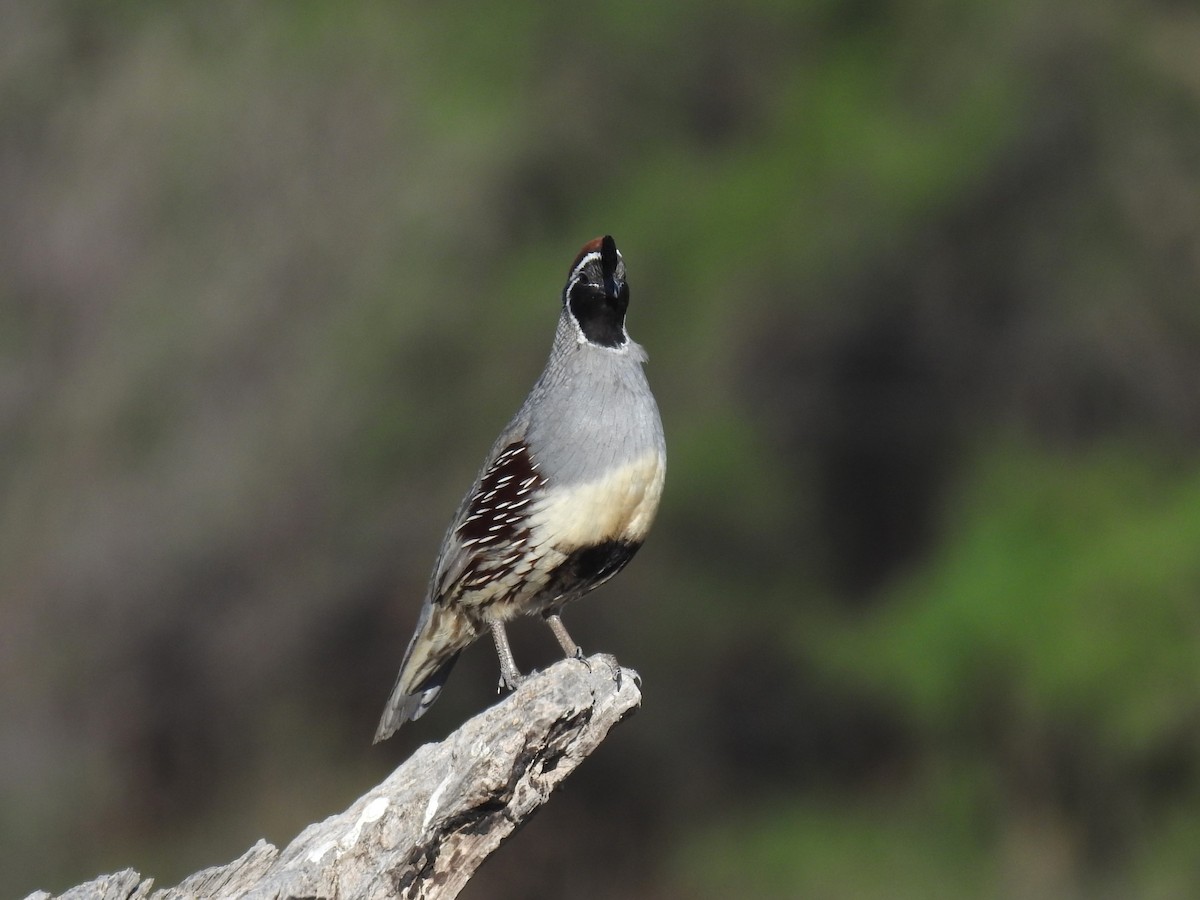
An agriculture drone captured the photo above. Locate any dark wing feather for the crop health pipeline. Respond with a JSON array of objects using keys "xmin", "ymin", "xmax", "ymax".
[{"xmin": 433, "ymin": 440, "xmax": 548, "ymax": 601}]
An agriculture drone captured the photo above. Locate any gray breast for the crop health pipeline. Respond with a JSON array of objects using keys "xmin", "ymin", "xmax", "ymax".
[{"xmin": 522, "ymin": 337, "xmax": 664, "ymax": 487}]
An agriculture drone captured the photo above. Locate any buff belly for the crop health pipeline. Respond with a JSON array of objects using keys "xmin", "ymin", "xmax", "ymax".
[{"xmin": 479, "ymin": 449, "xmax": 665, "ymax": 623}]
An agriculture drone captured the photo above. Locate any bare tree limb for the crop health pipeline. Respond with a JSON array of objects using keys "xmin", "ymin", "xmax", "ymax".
[{"xmin": 26, "ymin": 654, "xmax": 641, "ymax": 900}]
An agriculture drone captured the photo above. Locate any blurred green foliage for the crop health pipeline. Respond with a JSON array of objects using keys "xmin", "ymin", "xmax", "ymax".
[
  {"xmin": 3, "ymin": 1, "xmax": 1200, "ymax": 898},
  {"xmin": 678, "ymin": 788, "xmax": 996, "ymax": 899},
  {"xmin": 831, "ymin": 446, "xmax": 1200, "ymax": 753}
]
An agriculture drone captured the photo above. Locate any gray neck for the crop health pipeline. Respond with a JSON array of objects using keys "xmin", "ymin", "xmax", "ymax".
[{"xmin": 516, "ymin": 309, "xmax": 662, "ymax": 485}]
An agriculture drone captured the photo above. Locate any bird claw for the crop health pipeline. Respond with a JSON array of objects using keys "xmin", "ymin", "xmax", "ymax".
[
  {"xmin": 607, "ymin": 656, "xmax": 624, "ymax": 689},
  {"xmin": 497, "ymin": 669, "xmax": 535, "ymax": 694},
  {"xmin": 585, "ymin": 652, "xmax": 624, "ymax": 688}
]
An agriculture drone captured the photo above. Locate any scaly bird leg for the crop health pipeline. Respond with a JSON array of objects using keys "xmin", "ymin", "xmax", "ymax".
[
  {"xmin": 545, "ymin": 613, "xmax": 583, "ymax": 659},
  {"xmin": 491, "ymin": 621, "xmax": 526, "ymax": 692}
]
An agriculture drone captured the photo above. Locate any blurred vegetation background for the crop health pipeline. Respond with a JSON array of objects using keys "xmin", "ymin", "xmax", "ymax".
[{"xmin": 3, "ymin": 1, "xmax": 1200, "ymax": 897}]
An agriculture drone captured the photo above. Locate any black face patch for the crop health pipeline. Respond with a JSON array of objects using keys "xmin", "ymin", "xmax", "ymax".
[{"xmin": 568, "ymin": 280, "xmax": 629, "ymax": 348}]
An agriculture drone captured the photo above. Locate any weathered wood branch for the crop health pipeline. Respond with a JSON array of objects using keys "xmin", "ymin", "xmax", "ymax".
[{"xmin": 27, "ymin": 654, "xmax": 641, "ymax": 900}]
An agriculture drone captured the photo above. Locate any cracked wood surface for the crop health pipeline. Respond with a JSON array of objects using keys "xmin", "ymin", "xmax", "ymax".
[{"xmin": 26, "ymin": 654, "xmax": 641, "ymax": 900}]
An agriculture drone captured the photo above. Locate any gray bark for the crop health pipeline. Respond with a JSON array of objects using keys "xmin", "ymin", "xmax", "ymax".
[{"xmin": 26, "ymin": 654, "xmax": 640, "ymax": 900}]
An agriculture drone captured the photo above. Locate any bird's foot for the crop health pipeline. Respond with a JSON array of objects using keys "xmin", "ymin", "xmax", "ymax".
[
  {"xmin": 497, "ymin": 671, "xmax": 523, "ymax": 693},
  {"xmin": 496, "ymin": 664, "xmax": 539, "ymax": 693},
  {"xmin": 491, "ymin": 622, "xmax": 531, "ymax": 693},
  {"xmin": 589, "ymin": 652, "xmax": 624, "ymax": 688}
]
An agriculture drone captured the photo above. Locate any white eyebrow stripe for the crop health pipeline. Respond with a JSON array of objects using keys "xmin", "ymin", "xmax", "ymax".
[{"xmin": 571, "ymin": 251, "xmax": 603, "ymax": 276}]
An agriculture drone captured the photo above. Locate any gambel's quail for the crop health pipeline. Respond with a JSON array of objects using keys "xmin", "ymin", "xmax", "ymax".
[{"xmin": 375, "ymin": 235, "xmax": 665, "ymax": 741}]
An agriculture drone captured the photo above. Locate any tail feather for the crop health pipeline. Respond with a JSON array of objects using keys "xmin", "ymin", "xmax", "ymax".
[
  {"xmin": 374, "ymin": 605, "xmax": 475, "ymax": 743},
  {"xmin": 373, "ymin": 650, "xmax": 461, "ymax": 742}
]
